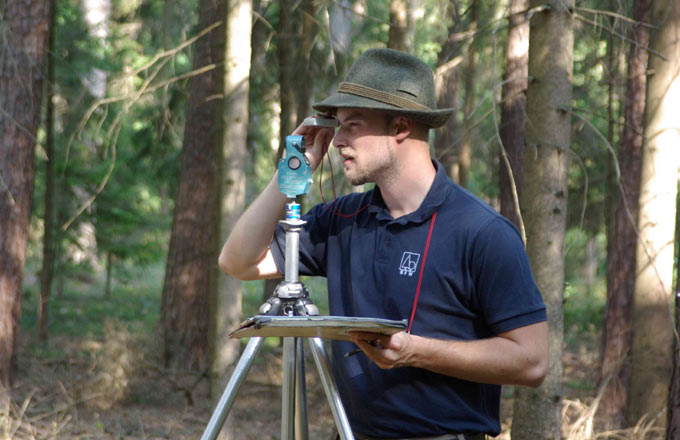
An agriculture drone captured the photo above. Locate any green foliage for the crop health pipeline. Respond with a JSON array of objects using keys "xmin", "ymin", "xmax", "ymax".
[{"xmin": 21, "ymin": 263, "xmax": 164, "ymax": 339}]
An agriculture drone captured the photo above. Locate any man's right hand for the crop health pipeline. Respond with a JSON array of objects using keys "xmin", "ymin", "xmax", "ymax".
[{"xmin": 292, "ymin": 119, "xmax": 335, "ymax": 173}]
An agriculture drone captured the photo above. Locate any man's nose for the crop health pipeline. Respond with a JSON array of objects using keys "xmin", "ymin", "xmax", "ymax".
[{"xmin": 332, "ymin": 131, "xmax": 345, "ymax": 149}]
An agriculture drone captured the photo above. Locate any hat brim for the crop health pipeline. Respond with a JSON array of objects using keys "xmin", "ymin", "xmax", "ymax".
[{"xmin": 313, "ymin": 92, "xmax": 454, "ymax": 129}]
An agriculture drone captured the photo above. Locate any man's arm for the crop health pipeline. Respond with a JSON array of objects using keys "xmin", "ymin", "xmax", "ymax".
[
  {"xmin": 218, "ymin": 123, "xmax": 334, "ymax": 280},
  {"xmin": 351, "ymin": 320, "xmax": 549, "ymax": 388}
]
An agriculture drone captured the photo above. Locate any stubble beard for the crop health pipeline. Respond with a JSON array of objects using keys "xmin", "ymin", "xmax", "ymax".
[{"xmin": 344, "ymin": 138, "xmax": 395, "ymax": 187}]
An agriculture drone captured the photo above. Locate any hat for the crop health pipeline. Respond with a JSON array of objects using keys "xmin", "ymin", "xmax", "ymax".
[{"xmin": 313, "ymin": 48, "xmax": 454, "ymax": 128}]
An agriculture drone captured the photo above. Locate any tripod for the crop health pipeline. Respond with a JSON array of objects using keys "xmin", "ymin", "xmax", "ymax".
[{"xmin": 201, "ymin": 202, "xmax": 355, "ymax": 440}]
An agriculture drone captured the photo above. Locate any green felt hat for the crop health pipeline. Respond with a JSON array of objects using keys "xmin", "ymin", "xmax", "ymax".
[{"xmin": 313, "ymin": 48, "xmax": 453, "ymax": 128}]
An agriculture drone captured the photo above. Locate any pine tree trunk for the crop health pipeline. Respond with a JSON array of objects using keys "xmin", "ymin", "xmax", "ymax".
[
  {"xmin": 278, "ymin": 0, "xmax": 297, "ymax": 152},
  {"xmin": 434, "ymin": 0, "xmax": 461, "ymax": 180},
  {"xmin": 498, "ymin": 0, "xmax": 528, "ymax": 230},
  {"xmin": 511, "ymin": 0, "xmax": 573, "ymax": 438},
  {"xmin": 160, "ymin": 0, "xmax": 223, "ymax": 371},
  {"xmin": 0, "ymin": 0, "xmax": 51, "ymax": 387},
  {"xmin": 211, "ymin": 0, "xmax": 252, "ymax": 406},
  {"xmin": 38, "ymin": 0, "xmax": 58, "ymax": 342},
  {"xmin": 668, "ymin": 189, "xmax": 680, "ymax": 437},
  {"xmin": 598, "ymin": 0, "xmax": 650, "ymax": 428},
  {"xmin": 387, "ymin": 0, "xmax": 409, "ymax": 52},
  {"xmin": 459, "ymin": 0, "xmax": 478, "ymax": 188},
  {"xmin": 295, "ymin": 0, "xmax": 317, "ymax": 124},
  {"xmin": 627, "ymin": 0, "xmax": 680, "ymax": 427}
]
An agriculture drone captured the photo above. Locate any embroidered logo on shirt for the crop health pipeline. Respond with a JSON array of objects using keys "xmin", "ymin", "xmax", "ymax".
[{"xmin": 399, "ymin": 252, "xmax": 421, "ymax": 276}]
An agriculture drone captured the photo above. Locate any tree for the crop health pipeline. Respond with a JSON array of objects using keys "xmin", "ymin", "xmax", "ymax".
[
  {"xmin": 669, "ymin": 192, "xmax": 680, "ymax": 438},
  {"xmin": 160, "ymin": 0, "xmax": 224, "ymax": 370},
  {"xmin": 278, "ymin": 0, "xmax": 298, "ymax": 149},
  {"xmin": 38, "ymin": 0, "xmax": 59, "ymax": 342},
  {"xmin": 387, "ymin": 0, "xmax": 412, "ymax": 52},
  {"xmin": 627, "ymin": 0, "xmax": 680, "ymax": 426},
  {"xmin": 498, "ymin": 0, "xmax": 528, "ymax": 230},
  {"xmin": 210, "ymin": 0, "xmax": 252, "ymax": 407},
  {"xmin": 435, "ymin": 0, "xmax": 462, "ymax": 181},
  {"xmin": 0, "ymin": 0, "xmax": 51, "ymax": 386},
  {"xmin": 511, "ymin": 0, "xmax": 574, "ymax": 437},
  {"xmin": 458, "ymin": 0, "xmax": 478, "ymax": 188},
  {"xmin": 598, "ymin": 0, "xmax": 651, "ymax": 428}
]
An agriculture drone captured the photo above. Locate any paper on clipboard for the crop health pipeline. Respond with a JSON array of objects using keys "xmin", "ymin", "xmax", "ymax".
[{"xmin": 229, "ymin": 315, "xmax": 408, "ymax": 341}]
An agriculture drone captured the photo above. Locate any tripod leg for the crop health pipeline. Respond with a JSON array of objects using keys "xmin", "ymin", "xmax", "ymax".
[
  {"xmin": 201, "ymin": 337, "xmax": 264, "ymax": 440},
  {"xmin": 308, "ymin": 338, "xmax": 355, "ymax": 440},
  {"xmin": 295, "ymin": 338, "xmax": 309, "ymax": 440},
  {"xmin": 282, "ymin": 337, "xmax": 296, "ymax": 440}
]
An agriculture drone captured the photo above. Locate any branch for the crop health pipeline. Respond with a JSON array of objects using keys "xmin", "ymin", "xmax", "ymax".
[
  {"xmin": 574, "ymin": 13, "xmax": 667, "ymax": 61},
  {"xmin": 575, "ymin": 6, "xmax": 657, "ymax": 29}
]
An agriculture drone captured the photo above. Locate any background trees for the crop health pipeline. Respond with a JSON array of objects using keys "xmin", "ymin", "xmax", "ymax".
[
  {"xmin": 0, "ymin": 0, "xmax": 52, "ymax": 387},
  {"xmin": 2, "ymin": 0, "xmax": 680, "ymax": 438}
]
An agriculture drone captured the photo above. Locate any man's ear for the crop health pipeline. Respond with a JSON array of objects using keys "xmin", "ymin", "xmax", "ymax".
[{"xmin": 393, "ymin": 116, "xmax": 413, "ymax": 142}]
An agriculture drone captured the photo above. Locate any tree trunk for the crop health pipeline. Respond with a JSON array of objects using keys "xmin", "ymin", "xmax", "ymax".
[
  {"xmin": 0, "ymin": 0, "xmax": 51, "ymax": 387},
  {"xmin": 498, "ymin": 0, "xmax": 528, "ymax": 231},
  {"xmin": 160, "ymin": 0, "xmax": 224, "ymax": 371},
  {"xmin": 387, "ymin": 0, "xmax": 410, "ymax": 52},
  {"xmin": 511, "ymin": 0, "xmax": 573, "ymax": 438},
  {"xmin": 295, "ymin": 0, "xmax": 317, "ymax": 124},
  {"xmin": 39, "ymin": 0, "xmax": 58, "ymax": 342},
  {"xmin": 668, "ymin": 185, "xmax": 680, "ymax": 438},
  {"xmin": 278, "ymin": 0, "xmax": 297, "ymax": 152},
  {"xmin": 598, "ymin": 0, "xmax": 650, "ymax": 428},
  {"xmin": 211, "ymin": 0, "xmax": 252, "ymax": 407},
  {"xmin": 434, "ymin": 0, "xmax": 461, "ymax": 180},
  {"xmin": 627, "ymin": 0, "xmax": 680, "ymax": 427},
  {"xmin": 458, "ymin": 0, "xmax": 478, "ymax": 188}
]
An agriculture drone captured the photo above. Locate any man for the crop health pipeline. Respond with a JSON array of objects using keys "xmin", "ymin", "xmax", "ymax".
[{"xmin": 220, "ymin": 48, "xmax": 548, "ymax": 440}]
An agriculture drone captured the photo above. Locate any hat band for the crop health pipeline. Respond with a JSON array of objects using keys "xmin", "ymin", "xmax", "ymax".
[{"xmin": 337, "ymin": 82, "xmax": 431, "ymax": 112}]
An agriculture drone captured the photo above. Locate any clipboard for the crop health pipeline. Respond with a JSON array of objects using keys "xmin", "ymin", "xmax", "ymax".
[{"xmin": 229, "ymin": 315, "xmax": 408, "ymax": 341}]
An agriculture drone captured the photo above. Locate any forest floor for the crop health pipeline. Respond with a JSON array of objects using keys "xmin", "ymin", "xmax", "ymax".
[{"xmin": 4, "ymin": 269, "xmax": 665, "ymax": 439}]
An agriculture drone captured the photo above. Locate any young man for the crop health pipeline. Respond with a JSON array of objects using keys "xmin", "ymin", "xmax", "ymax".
[{"xmin": 220, "ymin": 48, "xmax": 548, "ymax": 440}]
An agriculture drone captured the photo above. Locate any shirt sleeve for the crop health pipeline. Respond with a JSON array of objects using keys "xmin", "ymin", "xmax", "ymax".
[
  {"xmin": 270, "ymin": 202, "xmax": 331, "ymax": 278},
  {"xmin": 470, "ymin": 217, "xmax": 547, "ymax": 334}
]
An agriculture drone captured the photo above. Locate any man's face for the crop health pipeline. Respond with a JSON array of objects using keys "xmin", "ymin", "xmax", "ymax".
[{"xmin": 333, "ymin": 108, "xmax": 395, "ymax": 186}]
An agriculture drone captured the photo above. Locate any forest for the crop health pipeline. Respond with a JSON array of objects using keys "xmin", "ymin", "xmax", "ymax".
[{"xmin": 1, "ymin": 0, "xmax": 679, "ymax": 438}]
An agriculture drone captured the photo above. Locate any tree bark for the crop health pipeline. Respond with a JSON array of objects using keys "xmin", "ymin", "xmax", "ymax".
[
  {"xmin": 160, "ymin": 0, "xmax": 224, "ymax": 371},
  {"xmin": 387, "ymin": 0, "xmax": 410, "ymax": 52},
  {"xmin": 434, "ymin": 0, "xmax": 461, "ymax": 181},
  {"xmin": 211, "ymin": 0, "xmax": 252, "ymax": 406},
  {"xmin": 668, "ymin": 185, "xmax": 680, "ymax": 438},
  {"xmin": 598, "ymin": 0, "xmax": 651, "ymax": 428},
  {"xmin": 459, "ymin": 0, "xmax": 478, "ymax": 188},
  {"xmin": 295, "ymin": 0, "xmax": 317, "ymax": 124},
  {"xmin": 38, "ymin": 0, "xmax": 58, "ymax": 342},
  {"xmin": 627, "ymin": 0, "xmax": 680, "ymax": 427},
  {"xmin": 498, "ymin": 0, "xmax": 528, "ymax": 230},
  {"xmin": 0, "ymin": 0, "xmax": 51, "ymax": 387},
  {"xmin": 278, "ymin": 0, "xmax": 297, "ymax": 152},
  {"xmin": 511, "ymin": 0, "xmax": 573, "ymax": 438}
]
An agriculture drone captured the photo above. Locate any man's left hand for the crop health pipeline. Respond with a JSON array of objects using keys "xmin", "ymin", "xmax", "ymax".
[{"xmin": 350, "ymin": 331, "xmax": 414, "ymax": 369}]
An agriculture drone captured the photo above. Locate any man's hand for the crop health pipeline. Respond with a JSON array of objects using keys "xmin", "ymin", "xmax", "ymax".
[
  {"xmin": 291, "ymin": 120, "xmax": 335, "ymax": 172},
  {"xmin": 349, "ymin": 322, "xmax": 549, "ymax": 388},
  {"xmin": 350, "ymin": 331, "xmax": 414, "ymax": 369}
]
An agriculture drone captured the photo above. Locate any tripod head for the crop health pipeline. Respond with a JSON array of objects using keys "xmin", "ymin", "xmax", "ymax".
[{"xmin": 259, "ymin": 135, "xmax": 319, "ymax": 317}]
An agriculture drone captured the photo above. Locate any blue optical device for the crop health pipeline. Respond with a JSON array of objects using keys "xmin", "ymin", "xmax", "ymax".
[{"xmin": 278, "ymin": 135, "xmax": 312, "ymax": 199}]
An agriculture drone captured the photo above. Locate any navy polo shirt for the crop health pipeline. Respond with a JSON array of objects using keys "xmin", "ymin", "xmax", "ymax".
[{"xmin": 270, "ymin": 161, "xmax": 546, "ymax": 438}]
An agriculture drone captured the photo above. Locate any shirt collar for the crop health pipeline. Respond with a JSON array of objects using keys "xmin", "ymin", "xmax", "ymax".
[{"xmin": 368, "ymin": 160, "xmax": 452, "ymax": 224}]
